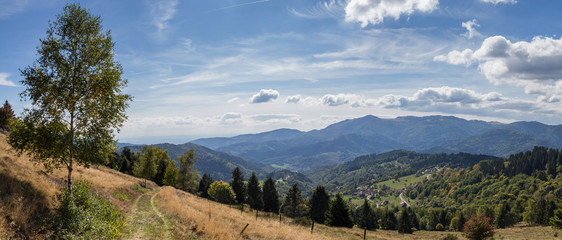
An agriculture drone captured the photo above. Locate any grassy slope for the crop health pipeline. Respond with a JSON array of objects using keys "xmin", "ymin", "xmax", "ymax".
[{"xmin": 0, "ymin": 132, "xmax": 559, "ymax": 239}]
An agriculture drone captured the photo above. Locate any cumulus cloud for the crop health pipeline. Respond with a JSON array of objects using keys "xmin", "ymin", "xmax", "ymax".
[
  {"xmin": 321, "ymin": 94, "xmax": 375, "ymax": 107},
  {"xmin": 285, "ymin": 95, "xmax": 302, "ymax": 104},
  {"xmin": 434, "ymin": 36, "xmax": 562, "ymax": 100},
  {"xmin": 376, "ymin": 86, "xmax": 547, "ymax": 116},
  {"xmin": 220, "ymin": 112, "xmax": 243, "ymax": 124},
  {"xmin": 480, "ymin": 0, "xmax": 517, "ymax": 4},
  {"xmin": 345, "ymin": 0, "xmax": 439, "ymax": 27},
  {"xmin": 462, "ymin": 19, "xmax": 481, "ymax": 39},
  {"xmin": 249, "ymin": 89, "xmax": 280, "ymax": 104},
  {"xmin": 0, "ymin": 73, "xmax": 17, "ymax": 87},
  {"xmin": 148, "ymin": 0, "xmax": 178, "ymax": 32}
]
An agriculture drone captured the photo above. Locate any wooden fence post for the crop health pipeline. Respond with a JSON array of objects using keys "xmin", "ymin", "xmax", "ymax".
[
  {"xmin": 311, "ymin": 221, "xmax": 314, "ymax": 234},
  {"xmin": 363, "ymin": 227, "xmax": 367, "ymax": 240},
  {"xmin": 240, "ymin": 223, "xmax": 250, "ymax": 235}
]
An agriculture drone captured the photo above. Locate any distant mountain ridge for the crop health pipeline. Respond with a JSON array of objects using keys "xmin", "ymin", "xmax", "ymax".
[{"xmin": 191, "ymin": 115, "xmax": 562, "ymax": 170}]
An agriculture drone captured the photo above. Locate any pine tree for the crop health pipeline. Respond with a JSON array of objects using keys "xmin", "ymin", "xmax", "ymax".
[
  {"xmin": 398, "ymin": 208, "xmax": 414, "ymax": 233},
  {"xmin": 310, "ymin": 185, "xmax": 330, "ymax": 223},
  {"xmin": 230, "ymin": 167, "xmax": 246, "ymax": 204},
  {"xmin": 198, "ymin": 173, "xmax": 214, "ymax": 198},
  {"xmin": 282, "ymin": 184, "xmax": 304, "ymax": 218},
  {"xmin": 325, "ymin": 193, "xmax": 354, "ymax": 228},
  {"xmin": 247, "ymin": 173, "xmax": 264, "ymax": 210},
  {"xmin": 357, "ymin": 199, "xmax": 377, "ymax": 230},
  {"xmin": 262, "ymin": 177, "xmax": 279, "ymax": 213},
  {"xmin": 0, "ymin": 100, "xmax": 14, "ymax": 131},
  {"xmin": 380, "ymin": 207, "xmax": 398, "ymax": 230}
]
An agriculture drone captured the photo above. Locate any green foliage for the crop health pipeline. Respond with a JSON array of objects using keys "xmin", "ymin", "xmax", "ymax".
[
  {"xmin": 0, "ymin": 100, "xmax": 14, "ymax": 131},
  {"xmin": 282, "ymin": 184, "xmax": 307, "ymax": 218},
  {"xmin": 198, "ymin": 173, "xmax": 214, "ymax": 198},
  {"xmin": 309, "ymin": 185, "xmax": 330, "ymax": 224},
  {"xmin": 263, "ymin": 177, "xmax": 280, "ymax": 213},
  {"xmin": 230, "ymin": 167, "xmax": 246, "ymax": 204},
  {"xmin": 551, "ymin": 201, "xmax": 562, "ymax": 229},
  {"xmin": 325, "ymin": 193, "xmax": 354, "ymax": 228},
  {"xmin": 247, "ymin": 173, "xmax": 264, "ymax": 210},
  {"xmin": 163, "ymin": 161, "xmax": 178, "ymax": 187},
  {"xmin": 9, "ymin": 3, "xmax": 131, "ymax": 190},
  {"xmin": 176, "ymin": 149, "xmax": 199, "ymax": 192},
  {"xmin": 463, "ymin": 214, "xmax": 495, "ymax": 240},
  {"xmin": 51, "ymin": 179, "xmax": 125, "ymax": 239},
  {"xmin": 357, "ymin": 199, "xmax": 377, "ymax": 230},
  {"xmin": 133, "ymin": 146, "xmax": 160, "ymax": 186},
  {"xmin": 398, "ymin": 208, "xmax": 414, "ymax": 233},
  {"xmin": 208, "ymin": 180, "xmax": 236, "ymax": 204},
  {"xmin": 379, "ymin": 207, "xmax": 398, "ymax": 230}
]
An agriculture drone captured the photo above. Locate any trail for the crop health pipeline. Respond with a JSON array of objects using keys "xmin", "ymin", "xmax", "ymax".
[
  {"xmin": 399, "ymin": 192, "xmax": 411, "ymax": 207},
  {"xmin": 125, "ymin": 188, "xmax": 173, "ymax": 240}
]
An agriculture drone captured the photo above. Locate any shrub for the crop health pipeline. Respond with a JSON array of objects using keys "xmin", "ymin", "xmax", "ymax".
[
  {"xmin": 208, "ymin": 181, "xmax": 236, "ymax": 204},
  {"xmin": 441, "ymin": 233, "xmax": 459, "ymax": 240},
  {"xmin": 51, "ymin": 179, "xmax": 125, "ymax": 239},
  {"xmin": 463, "ymin": 214, "xmax": 495, "ymax": 240}
]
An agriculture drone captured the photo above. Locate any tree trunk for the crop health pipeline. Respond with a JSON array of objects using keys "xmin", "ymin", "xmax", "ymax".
[{"xmin": 68, "ymin": 160, "xmax": 73, "ymax": 191}]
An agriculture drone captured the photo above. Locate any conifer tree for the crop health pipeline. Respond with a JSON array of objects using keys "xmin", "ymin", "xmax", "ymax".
[
  {"xmin": 357, "ymin": 199, "xmax": 377, "ymax": 230},
  {"xmin": 310, "ymin": 185, "xmax": 330, "ymax": 223},
  {"xmin": 380, "ymin": 207, "xmax": 398, "ymax": 230},
  {"xmin": 247, "ymin": 172, "xmax": 264, "ymax": 210},
  {"xmin": 230, "ymin": 167, "xmax": 246, "ymax": 204},
  {"xmin": 282, "ymin": 184, "xmax": 304, "ymax": 218},
  {"xmin": 398, "ymin": 208, "xmax": 414, "ymax": 233},
  {"xmin": 198, "ymin": 173, "xmax": 214, "ymax": 198},
  {"xmin": 262, "ymin": 177, "xmax": 279, "ymax": 213},
  {"xmin": 325, "ymin": 193, "xmax": 354, "ymax": 228},
  {"xmin": 0, "ymin": 100, "xmax": 14, "ymax": 131}
]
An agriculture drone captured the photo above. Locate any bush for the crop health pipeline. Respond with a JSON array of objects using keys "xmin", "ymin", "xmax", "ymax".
[
  {"xmin": 463, "ymin": 214, "xmax": 495, "ymax": 240},
  {"xmin": 51, "ymin": 179, "xmax": 125, "ymax": 239},
  {"xmin": 208, "ymin": 180, "xmax": 236, "ymax": 204},
  {"xmin": 441, "ymin": 233, "xmax": 459, "ymax": 240},
  {"xmin": 293, "ymin": 216, "xmax": 313, "ymax": 226}
]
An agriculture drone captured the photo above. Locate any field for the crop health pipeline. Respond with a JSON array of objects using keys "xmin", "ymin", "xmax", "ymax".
[{"xmin": 0, "ymin": 131, "xmax": 560, "ymax": 239}]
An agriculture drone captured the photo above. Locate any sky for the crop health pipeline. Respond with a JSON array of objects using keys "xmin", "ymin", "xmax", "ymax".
[{"xmin": 1, "ymin": 0, "xmax": 562, "ymax": 144}]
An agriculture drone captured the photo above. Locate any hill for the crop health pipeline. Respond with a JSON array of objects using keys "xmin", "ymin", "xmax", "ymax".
[
  {"xmin": 192, "ymin": 115, "xmax": 562, "ymax": 170},
  {"xmin": 304, "ymin": 150, "xmax": 498, "ymax": 194},
  {"xmin": 126, "ymin": 142, "xmax": 274, "ymax": 181}
]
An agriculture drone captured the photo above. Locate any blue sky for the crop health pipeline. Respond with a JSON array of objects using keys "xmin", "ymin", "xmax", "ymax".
[{"xmin": 1, "ymin": 0, "xmax": 562, "ymax": 144}]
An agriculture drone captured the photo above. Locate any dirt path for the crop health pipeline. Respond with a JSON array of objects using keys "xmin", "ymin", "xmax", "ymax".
[{"xmin": 125, "ymin": 188, "xmax": 173, "ymax": 240}]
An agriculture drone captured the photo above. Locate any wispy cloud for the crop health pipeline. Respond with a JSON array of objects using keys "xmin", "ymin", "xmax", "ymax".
[
  {"xmin": 0, "ymin": 0, "xmax": 27, "ymax": 19},
  {"xmin": 206, "ymin": 0, "xmax": 271, "ymax": 13},
  {"xmin": 289, "ymin": 0, "xmax": 345, "ymax": 19},
  {"xmin": 148, "ymin": 0, "xmax": 178, "ymax": 32},
  {"xmin": 480, "ymin": 0, "xmax": 517, "ymax": 4},
  {"xmin": 0, "ymin": 73, "xmax": 17, "ymax": 87},
  {"xmin": 462, "ymin": 19, "xmax": 481, "ymax": 39}
]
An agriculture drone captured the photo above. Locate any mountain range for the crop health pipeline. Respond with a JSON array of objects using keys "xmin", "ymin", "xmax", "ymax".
[{"xmin": 191, "ymin": 115, "xmax": 562, "ymax": 171}]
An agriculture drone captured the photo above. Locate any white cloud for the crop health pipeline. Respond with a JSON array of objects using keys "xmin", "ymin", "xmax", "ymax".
[
  {"xmin": 227, "ymin": 97, "xmax": 239, "ymax": 103},
  {"xmin": 462, "ymin": 19, "xmax": 481, "ymax": 39},
  {"xmin": 345, "ymin": 0, "xmax": 439, "ymax": 27},
  {"xmin": 0, "ymin": 73, "xmax": 17, "ymax": 87},
  {"xmin": 321, "ymin": 94, "xmax": 375, "ymax": 107},
  {"xmin": 0, "ymin": 0, "xmax": 27, "ymax": 18},
  {"xmin": 289, "ymin": 0, "xmax": 346, "ymax": 19},
  {"xmin": 221, "ymin": 112, "xmax": 243, "ymax": 124},
  {"xmin": 148, "ymin": 0, "xmax": 178, "ymax": 32},
  {"xmin": 480, "ymin": 0, "xmax": 517, "ymax": 4},
  {"xmin": 286, "ymin": 95, "xmax": 302, "ymax": 104},
  {"xmin": 249, "ymin": 89, "xmax": 280, "ymax": 104},
  {"xmin": 435, "ymin": 36, "xmax": 562, "ymax": 100}
]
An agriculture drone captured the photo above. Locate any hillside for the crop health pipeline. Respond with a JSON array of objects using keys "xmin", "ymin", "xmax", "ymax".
[
  {"xmin": 305, "ymin": 150, "xmax": 498, "ymax": 194},
  {"xmin": 126, "ymin": 142, "xmax": 274, "ymax": 181},
  {"xmin": 192, "ymin": 115, "xmax": 562, "ymax": 170}
]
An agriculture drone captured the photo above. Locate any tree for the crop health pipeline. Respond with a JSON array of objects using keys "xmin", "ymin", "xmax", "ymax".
[
  {"xmin": 463, "ymin": 214, "xmax": 495, "ymax": 240},
  {"xmin": 310, "ymin": 185, "xmax": 330, "ymax": 224},
  {"xmin": 325, "ymin": 193, "xmax": 354, "ymax": 228},
  {"xmin": 230, "ymin": 167, "xmax": 246, "ymax": 204},
  {"xmin": 282, "ymin": 184, "xmax": 306, "ymax": 218},
  {"xmin": 0, "ymin": 100, "xmax": 14, "ymax": 131},
  {"xmin": 198, "ymin": 173, "xmax": 214, "ymax": 198},
  {"xmin": 163, "ymin": 161, "xmax": 178, "ymax": 187},
  {"xmin": 208, "ymin": 181, "xmax": 236, "ymax": 204},
  {"xmin": 398, "ymin": 208, "xmax": 414, "ymax": 234},
  {"xmin": 357, "ymin": 199, "xmax": 377, "ymax": 230},
  {"xmin": 120, "ymin": 147, "xmax": 137, "ymax": 174},
  {"xmin": 380, "ymin": 208, "xmax": 398, "ymax": 230},
  {"xmin": 550, "ymin": 201, "xmax": 562, "ymax": 229},
  {"xmin": 176, "ymin": 149, "xmax": 199, "ymax": 192},
  {"xmin": 262, "ymin": 177, "xmax": 279, "ymax": 213},
  {"xmin": 133, "ymin": 146, "xmax": 159, "ymax": 187},
  {"xmin": 8, "ymin": 3, "xmax": 131, "ymax": 191},
  {"xmin": 246, "ymin": 173, "xmax": 263, "ymax": 210},
  {"xmin": 152, "ymin": 148, "xmax": 172, "ymax": 186}
]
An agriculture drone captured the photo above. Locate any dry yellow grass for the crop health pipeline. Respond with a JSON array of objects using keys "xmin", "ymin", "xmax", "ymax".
[{"xmin": 0, "ymin": 132, "xmax": 153, "ymax": 238}]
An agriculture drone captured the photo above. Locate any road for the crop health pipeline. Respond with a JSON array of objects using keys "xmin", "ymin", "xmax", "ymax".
[{"xmin": 399, "ymin": 191, "xmax": 411, "ymax": 207}]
